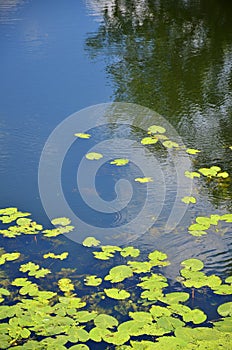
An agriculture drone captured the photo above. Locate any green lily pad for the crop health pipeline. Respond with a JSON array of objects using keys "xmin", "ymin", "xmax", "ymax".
[
  {"xmin": 129, "ymin": 311, "xmax": 153, "ymax": 323},
  {"xmin": 0, "ymin": 252, "xmax": 20, "ymax": 265},
  {"xmin": 127, "ymin": 261, "xmax": 152, "ymax": 274},
  {"xmin": 94, "ymin": 314, "xmax": 118, "ymax": 329},
  {"xmin": 225, "ymin": 276, "xmax": 232, "ymax": 284},
  {"xmin": 120, "ymin": 247, "xmax": 140, "ymax": 258},
  {"xmin": 74, "ymin": 311, "xmax": 98, "ymax": 323},
  {"xmin": 148, "ymin": 125, "xmax": 166, "ymax": 134},
  {"xmin": 181, "ymin": 196, "xmax": 196, "ymax": 204},
  {"xmin": 186, "ymin": 148, "xmax": 201, "ymax": 155},
  {"xmin": 161, "ymin": 292, "xmax": 190, "ymax": 304},
  {"xmin": 182, "ymin": 308, "xmax": 207, "ymax": 324},
  {"xmin": 217, "ymin": 171, "xmax": 229, "ymax": 178},
  {"xmin": 43, "ymin": 252, "xmax": 69, "ymax": 260},
  {"xmin": 104, "ymin": 288, "xmax": 130, "ymax": 300},
  {"xmin": 74, "ymin": 133, "xmax": 91, "ymax": 139},
  {"xmin": 103, "ymin": 330, "xmax": 130, "ymax": 345},
  {"xmin": 217, "ymin": 302, "xmax": 232, "ymax": 317},
  {"xmin": 135, "ymin": 177, "xmax": 153, "ymax": 183},
  {"xmin": 89, "ymin": 327, "xmax": 111, "ymax": 342},
  {"xmin": 85, "ymin": 152, "xmax": 103, "ymax": 160},
  {"xmin": 141, "ymin": 137, "xmax": 158, "ymax": 145},
  {"xmin": 69, "ymin": 345, "xmax": 90, "ymax": 350},
  {"xmin": 82, "ymin": 236, "xmax": 101, "ymax": 247},
  {"xmin": 51, "ymin": 217, "xmax": 71, "ymax": 226},
  {"xmin": 162, "ymin": 140, "xmax": 179, "ymax": 148},
  {"xmin": 58, "ymin": 278, "xmax": 75, "ymax": 294},
  {"xmin": 105, "ymin": 265, "xmax": 133, "ymax": 283},
  {"xmin": 184, "ymin": 171, "xmax": 201, "ymax": 179},
  {"xmin": 181, "ymin": 258, "xmax": 204, "ymax": 271},
  {"xmin": 110, "ymin": 158, "xmax": 129, "ymax": 166},
  {"xmin": 150, "ymin": 305, "xmax": 172, "ymax": 319},
  {"xmin": 93, "ymin": 251, "xmax": 114, "ymax": 260},
  {"xmin": 84, "ymin": 275, "xmax": 102, "ymax": 286},
  {"xmin": 213, "ymin": 284, "xmax": 232, "ymax": 295},
  {"xmin": 220, "ymin": 214, "xmax": 232, "ymax": 223}
]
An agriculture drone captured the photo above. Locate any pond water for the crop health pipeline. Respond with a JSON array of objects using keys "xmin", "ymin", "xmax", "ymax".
[{"xmin": 0, "ymin": 0, "xmax": 232, "ymax": 349}]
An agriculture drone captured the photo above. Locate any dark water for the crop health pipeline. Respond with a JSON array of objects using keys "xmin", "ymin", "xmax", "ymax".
[{"xmin": 0, "ymin": 0, "xmax": 232, "ymax": 299}]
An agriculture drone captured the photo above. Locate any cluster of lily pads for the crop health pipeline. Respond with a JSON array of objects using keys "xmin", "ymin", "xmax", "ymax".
[
  {"xmin": 0, "ymin": 208, "xmax": 232, "ymax": 349},
  {"xmin": 188, "ymin": 213, "xmax": 232, "ymax": 237},
  {"xmin": 74, "ymin": 125, "xmax": 231, "ymax": 188}
]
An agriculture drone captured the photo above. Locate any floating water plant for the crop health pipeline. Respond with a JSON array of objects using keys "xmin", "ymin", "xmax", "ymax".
[
  {"xmin": 147, "ymin": 125, "xmax": 166, "ymax": 134},
  {"xmin": 0, "ymin": 252, "xmax": 20, "ymax": 265},
  {"xmin": 141, "ymin": 136, "xmax": 158, "ymax": 145},
  {"xmin": 0, "ymin": 207, "xmax": 231, "ymax": 349},
  {"xmin": 186, "ymin": 148, "xmax": 201, "ymax": 155},
  {"xmin": 43, "ymin": 252, "xmax": 69, "ymax": 260},
  {"xmin": 110, "ymin": 158, "xmax": 129, "ymax": 166},
  {"xmin": 162, "ymin": 140, "xmax": 179, "ymax": 148},
  {"xmin": 134, "ymin": 177, "xmax": 153, "ymax": 183},
  {"xmin": 74, "ymin": 133, "xmax": 91, "ymax": 139},
  {"xmin": 82, "ymin": 237, "xmax": 101, "ymax": 247},
  {"xmin": 184, "ymin": 171, "xmax": 201, "ymax": 179},
  {"xmin": 85, "ymin": 152, "xmax": 103, "ymax": 160},
  {"xmin": 181, "ymin": 196, "xmax": 196, "ymax": 204}
]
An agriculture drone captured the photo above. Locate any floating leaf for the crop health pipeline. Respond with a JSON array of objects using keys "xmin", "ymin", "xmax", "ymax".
[
  {"xmin": 84, "ymin": 275, "xmax": 102, "ymax": 286},
  {"xmin": 213, "ymin": 284, "xmax": 232, "ymax": 295},
  {"xmin": 0, "ymin": 252, "xmax": 20, "ymax": 265},
  {"xmin": 74, "ymin": 133, "xmax": 91, "ymax": 139},
  {"xmin": 184, "ymin": 171, "xmax": 201, "ymax": 179},
  {"xmin": 103, "ymin": 330, "xmax": 130, "ymax": 345},
  {"xmin": 217, "ymin": 302, "xmax": 232, "ymax": 317},
  {"xmin": 58, "ymin": 278, "xmax": 75, "ymax": 294},
  {"xmin": 181, "ymin": 258, "xmax": 204, "ymax": 271},
  {"xmin": 220, "ymin": 214, "xmax": 232, "ymax": 222},
  {"xmin": 94, "ymin": 314, "xmax": 118, "ymax": 329},
  {"xmin": 85, "ymin": 152, "xmax": 103, "ymax": 160},
  {"xmin": 43, "ymin": 225, "xmax": 74, "ymax": 237},
  {"xmin": 148, "ymin": 250, "xmax": 168, "ymax": 262},
  {"xmin": 182, "ymin": 308, "xmax": 207, "ymax": 324},
  {"xmin": 217, "ymin": 171, "xmax": 229, "ymax": 178},
  {"xmin": 199, "ymin": 166, "xmax": 220, "ymax": 177},
  {"xmin": 129, "ymin": 311, "xmax": 153, "ymax": 323},
  {"xmin": 43, "ymin": 252, "xmax": 69, "ymax": 260},
  {"xmin": 162, "ymin": 140, "xmax": 179, "ymax": 148},
  {"xmin": 120, "ymin": 247, "xmax": 140, "ymax": 258},
  {"xmin": 89, "ymin": 327, "xmax": 111, "ymax": 342},
  {"xmin": 134, "ymin": 177, "xmax": 153, "ymax": 183},
  {"xmin": 141, "ymin": 137, "xmax": 158, "ymax": 145},
  {"xmin": 181, "ymin": 196, "xmax": 196, "ymax": 204},
  {"xmin": 104, "ymin": 288, "xmax": 130, "ymax": 300},
  {"xmin": 148, "ymin": 125, "xmax": 166, "ymax": 134},
  {"xmin": 74, "ymin": 311, "xmax": 97, "ymax": 323},
  {"xmin": 186, "ymin": 148, "xmax": 201, "ymax": 155},
  {"xmin": 93, "ymin": 251, "xmax": 114, "ymax": 260},
  {"xmin": 69, "ymin": 345, "xmax": 89, "ymax": 350},
  {"xmin": 105, "ymin": 265, "xmax": 133, "ymax": 283},
  {"xmin": 16, "ymin": 218, "xmax": 32, "ymax": 226},
  {"xmin": 110, "ymin": 158, "xmax": 129, "ymax": 166},
  {"xmin": 150, "ymin": 305, "xmax": 172, "ymax": 319},
  {"xmin": 19, "ymin": 262, "xmax": 51, "ymax": 278},
  {"xmin": 82, "ymin": 236, "xmax": 101, "ymax": 247},
  {"xmin": 161, "ymin": 292, "xmax": 190, "ymax": 304},
  {"xmin": 127, "ymin": 261, "xmax": 152, "ymax": 274},
  {"xmin": 51, "ymin": 217, "xmax": 71, "ymax": 226},
  {"xmin": 225, "ymin": 276, "xmax": 232, "ymax": 284}
]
